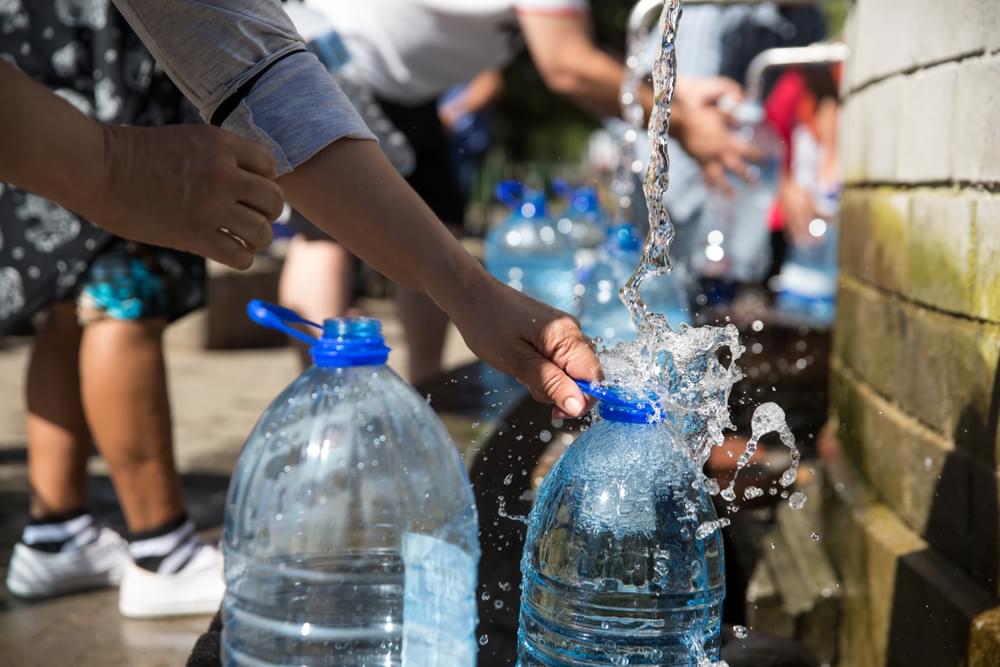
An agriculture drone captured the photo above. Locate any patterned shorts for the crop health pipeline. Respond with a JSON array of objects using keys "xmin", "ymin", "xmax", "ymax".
[{"xmin": 76, "ymin": 244, "xmax": 168, "ymax": 325}]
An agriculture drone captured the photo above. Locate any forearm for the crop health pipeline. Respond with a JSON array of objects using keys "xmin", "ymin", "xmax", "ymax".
[
  {"xmin": 0, "ymin": 61, "xmax": 109, "ymax": 214},
  {"xmin": 278, "ymin": 138, "xmax": 486, "ymax": 315}
]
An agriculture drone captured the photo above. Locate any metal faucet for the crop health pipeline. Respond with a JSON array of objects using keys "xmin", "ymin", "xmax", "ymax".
[{"xmin": 745, "ymin": 43, "xmax": 850, "ymax": 104}]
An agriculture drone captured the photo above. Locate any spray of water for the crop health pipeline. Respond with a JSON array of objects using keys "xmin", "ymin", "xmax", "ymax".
[{"xmin": 603, "ymin": 0, "xmax": 803, "ymax": 513}]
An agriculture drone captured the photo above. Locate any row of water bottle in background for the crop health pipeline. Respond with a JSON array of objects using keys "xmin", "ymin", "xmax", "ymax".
[
  {"xmin": 485, "ymin": 179, "xmax": 694, "ymax": 348},
  {"xmin": 486, "ymin": 99, "xmax": 842, "ymax": 338}
]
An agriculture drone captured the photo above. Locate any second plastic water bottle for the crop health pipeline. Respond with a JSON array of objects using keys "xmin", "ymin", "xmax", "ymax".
[
  {"xmin": 486, "ymin": 184, "xmax": 578, "ymax": 313},
  {"xmin": 222, "ymin": 302, "xmax": 480, "ymax": 666},
  {"xmin": 518, "ymin": 383, "xmax": 724, "ymax": 666}
]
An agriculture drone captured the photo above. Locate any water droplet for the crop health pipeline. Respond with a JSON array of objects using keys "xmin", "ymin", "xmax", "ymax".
[
  {"xmin": 503, "ymin": 473, "xmax": 513, "ymax": 486},
  {"xmin": 811, "ymin": 532, "xmax": 821, "ymax": 542},
  {"xmin": 788, "ymin": 492, "xmax": 807, "ymax": 510},
  {"xmin": 478, "ymin": 634, "xmax": 489, "ymax": 646},
  {"xmin": 733, "ymin": 625, "xmax": 749, "ymax": 639}
]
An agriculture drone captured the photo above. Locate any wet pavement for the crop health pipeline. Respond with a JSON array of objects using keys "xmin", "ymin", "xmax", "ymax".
[{"xmin": 0, "ymin": 303, "xmax": 476, "ymax": 666}]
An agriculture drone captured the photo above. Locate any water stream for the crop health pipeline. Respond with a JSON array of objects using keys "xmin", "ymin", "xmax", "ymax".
[{"xmin": 605, "ymin": 0, "xmax": 803, "ymax": 538}]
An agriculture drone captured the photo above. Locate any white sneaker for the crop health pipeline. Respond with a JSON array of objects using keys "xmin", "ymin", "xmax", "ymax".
[
  {"xmin": 6, "ymin": 527, "xmax": 129, "ymax": 599},
  {"xmin": 118, "ymin": 543, "xmax": 225, "ymax": 618}
]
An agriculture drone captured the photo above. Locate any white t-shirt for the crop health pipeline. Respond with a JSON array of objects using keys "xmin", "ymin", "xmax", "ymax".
[{"xmin": 291, "ymin": 0, "xmax": 589, "ymax": 104}]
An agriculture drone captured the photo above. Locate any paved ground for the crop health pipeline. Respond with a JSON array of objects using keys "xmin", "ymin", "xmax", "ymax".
[{"xmin": 0, "ymin": 303, "xmax": 476, "ymax": 666}]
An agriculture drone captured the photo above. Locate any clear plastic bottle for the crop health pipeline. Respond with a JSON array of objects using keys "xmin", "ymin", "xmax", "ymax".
[
  {"xmin": 577, "ymin": 225, "xmax": 692, "ymax": 347},
  {"xmin": 775, "ymin": 212, "xmax": 839, "ymax": 325},
  {"xmin": 517, "ymin": 383, "xmax": 725, "ymax": 666},
  {"xmin": 553, "ymin": 182, "xmax": 610, "ymax": 271},
  {"xmin": 695, "ymin": 102, "xmax": 782, "ymax": 285},
  {"xmin": 486, "ymin": 183, "xmax": 578, "ymax": 313},
  {"xmin": 223, "ymin": 302, "xmax": 480, "ymax": 667},
  {"xmin": 776, "ymin": 175, "xmax": 841, "ymax": 325}
]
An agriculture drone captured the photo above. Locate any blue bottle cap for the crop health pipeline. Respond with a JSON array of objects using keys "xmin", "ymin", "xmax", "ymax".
[
  {"xmin": 575, "ymin": 380, "xmax": 659, "ymax": 423},
  {"xmin": 246, "ymin": 300, "xmax": 390, "ymax": 368},
  {"xmin": 495, "ymin": 180, "xmax": 524, "ymax": 209},
  {"xmin": 610, "ymin": 224, "xmax": 642, "ymax": 252},
  {"xmin": 520, "ymin": 191, "xmax": 547, "ymax": 219},
  {"xmin": 572, "ymin": 187, "xmax": 600, "ymax": 216},
  {"xmin": 312, "ymin": 318, "xmax": 391, "ymax": 367}
]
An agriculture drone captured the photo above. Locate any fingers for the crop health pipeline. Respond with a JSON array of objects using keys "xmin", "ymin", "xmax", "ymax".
[
  {"xmin": 518, "ymin": 351, "xmax": 590, "ymax": 418},
  {"xmin": 223, "ymin": 203, "xmax": 275, "ymax": 252},
  {"xmin": 702, "ymin": 162, "xmax": 732, "ymax": 196},
  {"xmin": 198, "ymin": 228, "xmax": 255, "ymax": 270},
  {"xmin": 226, "ymin": 132, "xmax": 278, "ymax": 179},
  {"xmin": 235, "ymin": 169, "xmax": 285, "ymax": 221}
]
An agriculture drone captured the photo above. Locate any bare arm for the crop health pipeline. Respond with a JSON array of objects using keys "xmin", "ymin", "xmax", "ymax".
[
  {"xmin": 280, "ymin": 139, "xmax": 599, "ymax": 416},
  {"xmin": 518, "ymin": 11, "xmax": 627, "ymax": 119},
  {"xmin": 517, "ymin": 12, "xmax": 754, "ymax": 187},
  {"xmin": 439, "ymin": 69, "xmax": 506, "ymax": 132},
  {"xmin": 0, "ymin": 60, "xmax": 281, "ymax": 269}
]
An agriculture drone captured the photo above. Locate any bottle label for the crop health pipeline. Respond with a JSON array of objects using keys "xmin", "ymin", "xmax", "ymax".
[{"xmin": 401, "ymin": 532, "xmax": 477, "ymax": 666}]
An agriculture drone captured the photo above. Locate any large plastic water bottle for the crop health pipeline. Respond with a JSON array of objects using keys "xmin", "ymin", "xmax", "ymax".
[
  {"xmin": 486, "ymin": 182, "xmax": 578, "ymax": 313},
  {"xmin": 695, "ymin": 102, "xmax": 782, "ymax": 284},
  {"xmin": 517, "ymin": 382, "xmax": 725, "ymax": 666},
  {"xmin": 577, "ymin": 225, "xmax": 692, "ymax": 347},
  {"xmin": 223, "ymin": 302, "xmax": 480, "ymax": 667}
]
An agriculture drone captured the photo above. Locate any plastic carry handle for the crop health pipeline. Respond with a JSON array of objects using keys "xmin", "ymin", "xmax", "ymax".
[{"xmin": 246, "ymin": 300, "xmax": 322, "ymax": 346}]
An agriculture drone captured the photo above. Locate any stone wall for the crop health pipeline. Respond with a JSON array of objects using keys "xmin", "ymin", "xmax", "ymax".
[{"xmin": 825, "ymin": 0, "xmax": 1000, "ymax": 664}]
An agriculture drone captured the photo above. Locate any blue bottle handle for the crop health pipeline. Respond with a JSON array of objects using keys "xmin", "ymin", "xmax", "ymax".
[
  {"xmin": 246, "ymin": 300, "xmax": 322, "ymax": 347},
  {"xmin": 574, "ymin": 379, "xmax": 658, "ymax": 423}
]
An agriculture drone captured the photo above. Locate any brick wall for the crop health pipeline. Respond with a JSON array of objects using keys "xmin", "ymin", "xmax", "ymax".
[{"xmin": 826, "ymin": 1, "xmax": 1000, "ymax": 664}]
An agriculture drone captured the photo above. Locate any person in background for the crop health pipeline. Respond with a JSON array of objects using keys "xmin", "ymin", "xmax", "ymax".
[
  {"xmin": 2, "ymin": 2, "xmax": 227, "ymax": 617},
  {"xmin": 767, "ymin": 66, "xmax": 842, "ymax": 248},
  {"xmin": 439, "ymin": 70, "xmax": 506, "ymax": 215},
  {"xmin": 656, "ymin": 2, "xmax": 826, "ymax": 273},
  {"xmin": 278, "ymin": 0, "xmax": 755, "ymax": 386}
]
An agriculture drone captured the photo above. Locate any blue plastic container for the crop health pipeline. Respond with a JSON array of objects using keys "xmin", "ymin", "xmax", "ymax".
[
  {"xmin": 222, "ymin": 301, "xmax": 480, "ymax": 666},
  {"xmin": 486, "ymin": 182, "xmax": 578, "ymax": 313},
  {"xmin": 517, "ymin": 382, "xmax": 725, "ymax": 666}
]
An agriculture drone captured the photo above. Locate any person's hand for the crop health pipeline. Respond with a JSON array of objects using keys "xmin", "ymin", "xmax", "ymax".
[
  {"xmin": 446, "ymin": 273, "xmax": 601, "ymax": 419},
  {"xmin": 672, "ymin": 99, "xmax": 757, "ymax": 194},
  {"xmin": 676, "ymin": 75, "xmax": 743, "ymax": 110},
  {"xmin": 85, "ymin": 124, "xmax": 283, "ymax": 269}
]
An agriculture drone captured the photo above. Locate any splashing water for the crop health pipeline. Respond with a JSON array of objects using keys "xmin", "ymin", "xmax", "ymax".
[{"xmin": 600, "ymin": 0, "xmax": 803, "ymax": 507}]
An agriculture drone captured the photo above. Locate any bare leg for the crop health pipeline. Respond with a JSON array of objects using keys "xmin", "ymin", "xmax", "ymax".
[
  {"xmin": 25, "ymin": 303, "xmax": 91, "ymax": 518},
  {"xmin": 279, "ymin": 235, "xmax": 355, "ymax": 367},
  {"xmin": 396, "ymin": 286, "xmax": 449, "ymax": 386},
  {"xmin": 79, "ymin": 317, "xmax": 183, "ymax": 533}
]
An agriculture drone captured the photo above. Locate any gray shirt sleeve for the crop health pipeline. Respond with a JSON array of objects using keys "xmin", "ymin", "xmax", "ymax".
[{"xmin": 111, "ymin": 0, "xmax": 376, "ymax": 175}]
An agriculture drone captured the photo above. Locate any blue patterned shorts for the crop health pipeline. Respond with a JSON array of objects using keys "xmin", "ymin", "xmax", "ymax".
[{"xmin": 77, "ymin": 245, "xmax": 168, "ymax": 324}]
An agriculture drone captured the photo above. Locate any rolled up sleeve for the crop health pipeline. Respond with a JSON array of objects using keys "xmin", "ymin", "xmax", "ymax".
[{"xmin": 112, "ymin": 0, "xmax": 376, "ymax": 174}]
